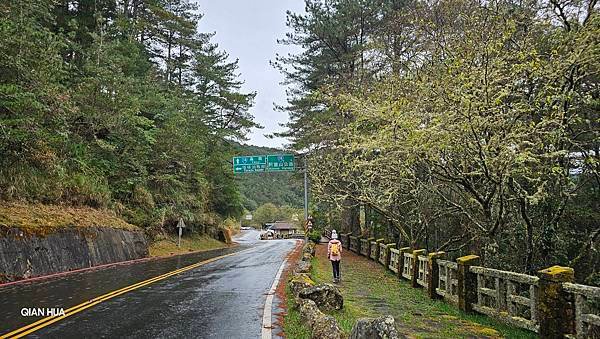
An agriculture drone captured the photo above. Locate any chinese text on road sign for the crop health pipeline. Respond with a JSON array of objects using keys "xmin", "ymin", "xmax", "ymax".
[{"xmin": 233, "ymin": 154, "xmax": 295, "ymax": 174}]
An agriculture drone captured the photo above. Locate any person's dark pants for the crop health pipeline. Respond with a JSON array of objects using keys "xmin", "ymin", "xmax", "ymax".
[{"xmin": 331, "ymin": 260, "xmax": 340, "ymax": 280}]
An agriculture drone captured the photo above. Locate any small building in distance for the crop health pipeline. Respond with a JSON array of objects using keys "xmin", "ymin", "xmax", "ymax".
[{"xmin": 266, "ymin": 221, "xmax": 299, "ymax": 236}]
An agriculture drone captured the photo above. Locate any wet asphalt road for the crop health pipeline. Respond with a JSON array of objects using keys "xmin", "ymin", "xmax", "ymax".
[{"xmin": 0, "ymin": 230, "xmax": 299, "ymax": 338}]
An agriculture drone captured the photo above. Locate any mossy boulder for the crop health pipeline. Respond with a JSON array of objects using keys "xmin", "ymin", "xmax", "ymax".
[
  {"xmin": 290, "ymin": 273, "xmax": 315, "ymax": 297},
  {"xmin": 299, "ymin": 283, "xmax": 344, "ymax": 312},
  {"xmin": 350, "ymin": 315, "xmax": 400, "ymax": 339},
  {"xmin": 296, "ymin": 260, "xmax": 312, "ymax": 274},
  {"xmin": 303, "ymin": 242, "xmax": 316, "ymax": 256},
  {"xmin": 299, "ymin": 298, "xmax": 345, "ymax": 339}
]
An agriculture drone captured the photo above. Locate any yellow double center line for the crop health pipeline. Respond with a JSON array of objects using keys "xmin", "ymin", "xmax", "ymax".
[{"xmin": 1, "ymin": 249, "xmax": 250, "ymax": 339}]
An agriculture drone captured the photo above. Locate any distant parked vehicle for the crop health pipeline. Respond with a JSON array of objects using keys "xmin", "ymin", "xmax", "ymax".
[
  {"xmin": 260, "ymin": 230, "xmax": 275, "ymax": 240},
  {"xmin": 240, "ymin": 226, "xmax": 252, "ymax": 230}
]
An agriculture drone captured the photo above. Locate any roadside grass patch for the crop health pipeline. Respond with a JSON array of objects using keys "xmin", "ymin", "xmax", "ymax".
[
  {"xmin": 312, "ymin": 245, "xmax": 536, "ymax": 338},
  {"xmin": 309, "ymin": 255, "xmax": 372, "ymax": 334},
  {"xmin": 148, "ymin": 233, "xmax": 229, "ymax": 257},
  {"xmin": 328, "ymin": 303, "xmax": 370, "ymax": 334},
  {"xmin": 283, "ymin": 286, "xmax": 311, "ymax": 339}
]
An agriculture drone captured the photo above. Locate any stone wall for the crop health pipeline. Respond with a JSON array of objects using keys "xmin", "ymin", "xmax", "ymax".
[{"xmin": 0, "ymin": 226, "xmax": 148, "ymax": 282}]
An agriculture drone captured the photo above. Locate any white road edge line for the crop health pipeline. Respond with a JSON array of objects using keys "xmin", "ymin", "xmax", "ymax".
[{"xmin": 261, "ymin": 243, "xmax": 294, "ymax": 339}]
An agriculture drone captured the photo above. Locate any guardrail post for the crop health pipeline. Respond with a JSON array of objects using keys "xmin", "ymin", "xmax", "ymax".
[
  {"xmin": 398, "ymin": 247, "xmax": 411, "ymax": 280},
  {"xmin": 457, "ymin": 255, "xmax": 479, "ymax": 312},
  {"xmin": 537, "ymin": 266, "xmax": 575, "ymax": 337},
  {"xmin": 411, "ymin": 249, "xmax": 426, "ymax": 288},
  {"xmin": 427, "ymin": 251, "xmax": 445, "ymax": 299}
]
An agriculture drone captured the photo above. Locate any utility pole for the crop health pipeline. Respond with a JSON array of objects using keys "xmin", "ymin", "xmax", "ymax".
[
  {"xmin": 303, "ymin": 154, "xmax": 308, "ymax": 221},
  {"xmin": 303, "ymin": 154, "xmax": 309, "ymax": 242}
]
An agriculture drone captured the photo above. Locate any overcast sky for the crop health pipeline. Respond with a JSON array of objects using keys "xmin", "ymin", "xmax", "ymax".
[{"xmin": 196, "ymin": 0, "xmax": 305, "ymax": 149}]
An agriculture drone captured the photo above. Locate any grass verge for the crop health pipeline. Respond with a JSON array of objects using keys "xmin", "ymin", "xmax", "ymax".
[
  {"xmin": 311, "ymin": 244, "xmax": 537, "ymax": 339},
  {"xmin": 283, "ymin": 285, "xmax": 311, "ymax": 339},
  {"xmin": 148, "ymin": 233, "xmax": 230, "ymax": 257}
]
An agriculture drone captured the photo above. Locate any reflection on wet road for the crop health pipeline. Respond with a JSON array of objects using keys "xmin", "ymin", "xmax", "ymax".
[{"xmin": 0, "ymin": 230, "xmax": 298, "ymax": 338}]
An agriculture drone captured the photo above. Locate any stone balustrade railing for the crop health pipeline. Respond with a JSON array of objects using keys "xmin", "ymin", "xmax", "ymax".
[
  {"xmin": 388, "ymin": 248, "xmax": 400, "ymax": 274},
  {"xmin": 401, "ymin": 251, "xmax": 413, "ymax": 280},
  {"xmin": 344, "ymin": 240, "xmax": 599, "ymax": 337},
  {"xmin": 359, "ymin": 238, "xmax": 369, "ymax": 256},
  {"xmin": 349, "ymin": 236, "xmax": 358, "ymax": 252},
  {"xmin": 437, "ymin": 259, "xmax": 458, "ymax": 304},
  {"xmin": 563, "ymin": 282, "xmax": 600, "ymax": 338},
  {"xmin": 379, "ymin": 243, "xmax": 393, "ymax": 266},
  {"xmin": 470, "ymin": 266, "xmax": 539, "ymax": 332},
  {"xmin": 370, "ymin": 241, "xmax": 378, "ymax": 260},
  {"xmin": 416, "ymin": 255, "xmax": 429, "ymax": 288}
]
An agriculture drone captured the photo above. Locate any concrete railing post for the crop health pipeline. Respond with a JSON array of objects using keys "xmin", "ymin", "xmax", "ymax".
[
  {"xmin": 374, "ymin": 238, "xmax": 384, "ymax": 261},
  {"xmin": 349, "ymin": 236, "xmax": 358, "ymax": 253},
  {"xmin": 427, "ymin": 251, "xmax": 446, "ymax": 299},
  {"xmin": 358, "ymin": 236, "xmax": 366, "ymax": 256},
  {"xmin": 457, "ymin": 255, "xmax": 479, "ymax": 313},
  {"xmin": 383, "ymin": 243, "xmax": 396, "ymax": 268},
  {"xmin": 398, "ymin": 247, "xmax": 411, "ymax": 279},
  {"xmin": 366, "ymin": 237, "xmax": 375, "ymax": 257},
  {"xmin": 537, "ymin": 266, "xmax": 575, "ymax": 337},
  {"xmin": 411, "ymin": 249, "xmax": 426, "ymax": 288}
]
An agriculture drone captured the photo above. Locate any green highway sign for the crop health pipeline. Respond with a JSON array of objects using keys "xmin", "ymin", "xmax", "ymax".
[
  {"xmin": 233, "ymin": 155, "xmax": 267, "ymax": 173},
  {"xmin": 233, "ymin": 163, "xmax": 267, "ymax": 173},
  {"xmin": 233, "ymin": 154, "xmax": 295, "ymax": 174},
  {"xmin": 233, "ymin": 155, "xmax": 266, "ymax": 165},
  {"xmin": 267, "ymin": 154, "xmax": 295, "ymax": 171}
]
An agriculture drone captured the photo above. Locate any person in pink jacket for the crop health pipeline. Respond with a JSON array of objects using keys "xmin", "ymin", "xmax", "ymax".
[{"xmin": 327, "ymin": 229, "xmax": 342, "ymax": 283}]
